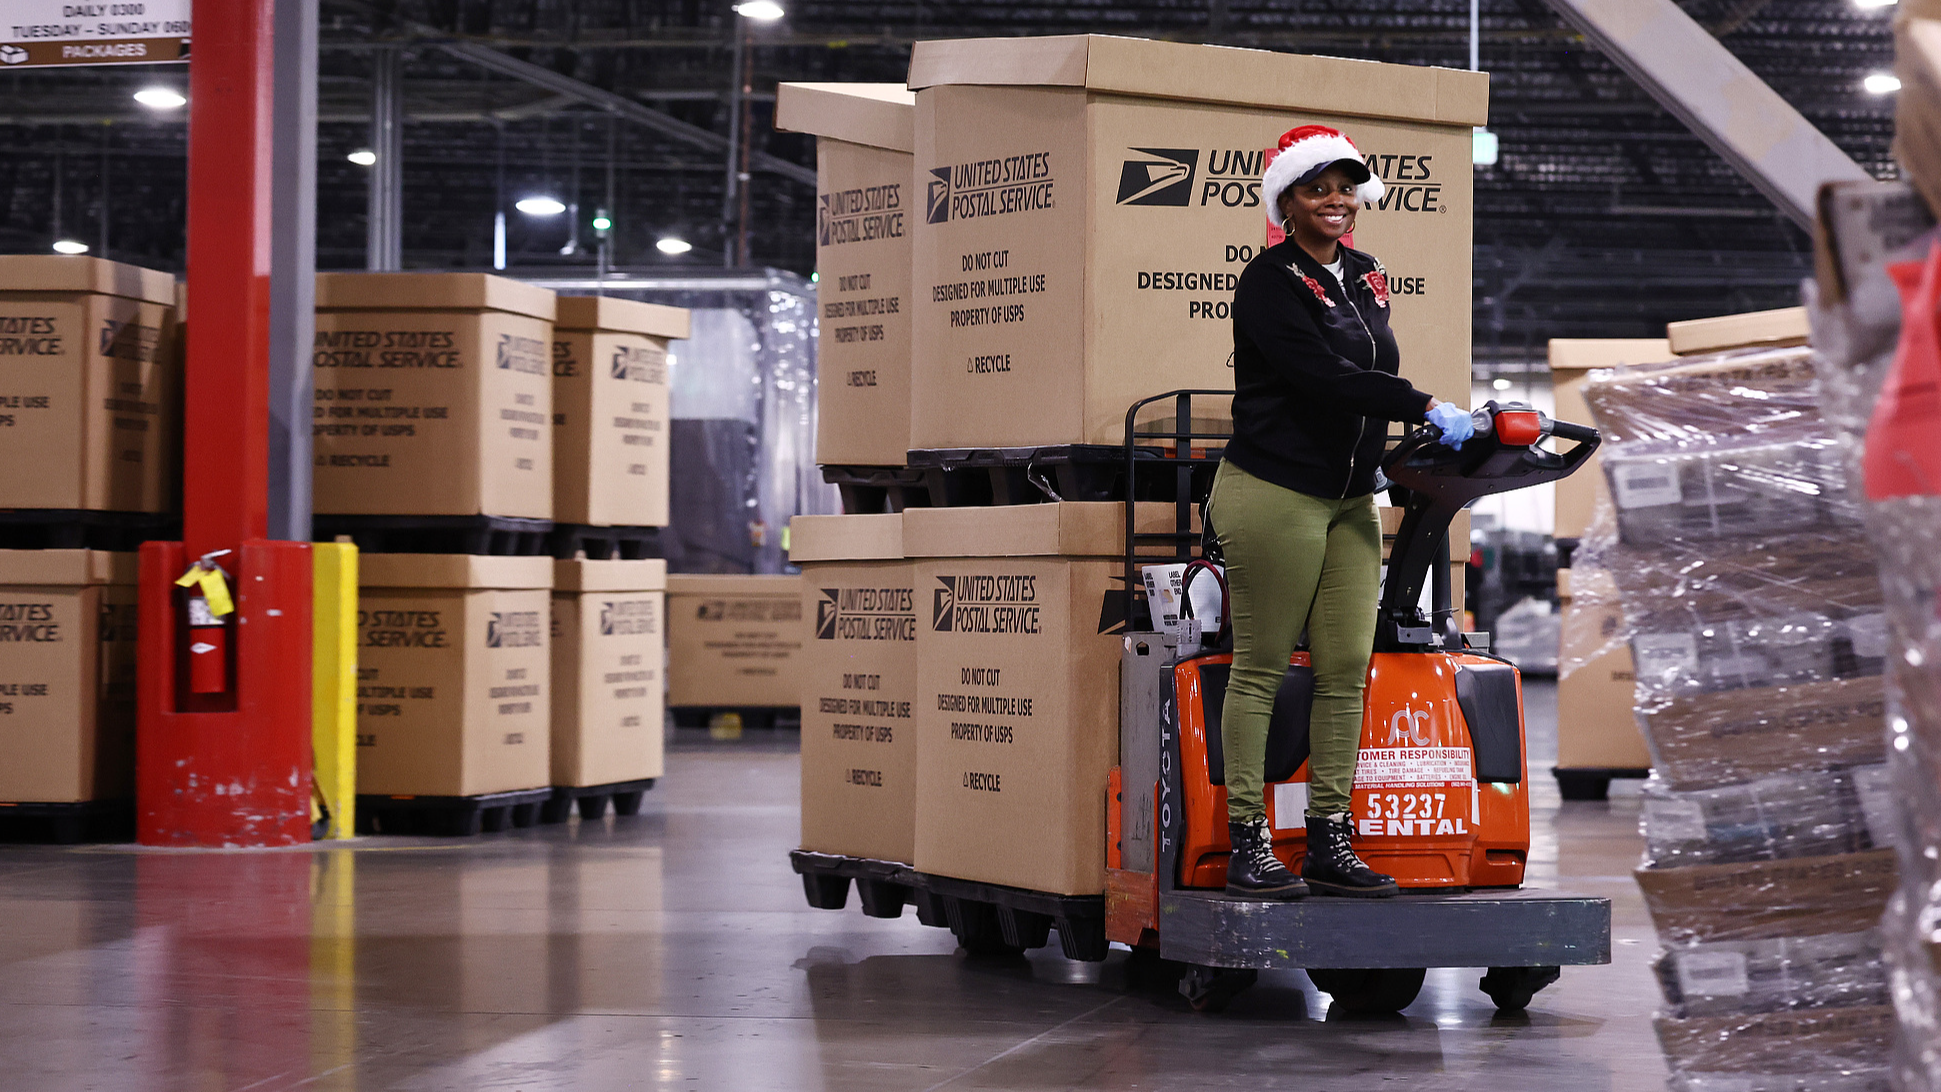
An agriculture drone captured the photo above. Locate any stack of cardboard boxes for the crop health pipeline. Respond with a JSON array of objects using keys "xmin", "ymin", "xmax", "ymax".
[
  {"xmin": 0, "ymin": 256, "xmax": 178, "ymax": 834},
  {"xmin": 1580, "ymin": 340, "xmax": 1894, "ymax": 1088},
  {"xmin": 315, "ymin": 274, "xmax": 681, "ymax": 821},
  {"xmin": 786, "ymin": 37, "xmax": 1487, "ymax": 896}
]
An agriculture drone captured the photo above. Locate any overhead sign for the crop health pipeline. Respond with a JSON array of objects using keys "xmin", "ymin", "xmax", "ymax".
[{"xmin": 1, "ymin": 0, "xmax": 190, "ymax": 68}]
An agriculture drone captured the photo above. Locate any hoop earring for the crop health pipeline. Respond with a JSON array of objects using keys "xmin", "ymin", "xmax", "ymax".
[{"xmin": 1280, "ymin": 217, "xmax": 1294, "ymax": 237}]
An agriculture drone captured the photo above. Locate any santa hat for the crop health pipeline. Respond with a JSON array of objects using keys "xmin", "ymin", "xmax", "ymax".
[{"xmin": 1261, "ymin": 124, "xmax": 1384, "ymax": 228}]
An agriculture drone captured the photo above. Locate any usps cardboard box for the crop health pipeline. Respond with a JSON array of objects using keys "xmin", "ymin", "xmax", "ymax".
[
  {"xmin": 665, "ymin": 574, "xmax": 806, "ymax": 708},
  {"xmin": 1639, "ymin": 674, "xmax": 1886, "ymax": 792},
  {"xmin": 907, "ymin": 35, "xmax": 1486, "ymax": 449},
  {"xmin": 1636, "ymin": 849, "xmax": 1897, "ymax": 946},
  {"xmin": 314, "ymin": 273, "xmax": 556, "ymax": 519},
  {"xmin": 552, "ymin": 559, "xmax": 666, "ymax": 788},
  {"xmin": 1546, "ymin": 338, "xmax": 1672, "ymax": 541},
  {"xmin": 792, "ymin": 513, "xmax": 919, "ymax": 863},
  {"xmin": 0, "ymin": 256, "xmax": 177, "ymax": 512},
  {"xmin": 1666, "ymin": 307, "xmax": 1811, "ymax": 356},
  {"xmin": 1555, "ymin": 567, "xmax": 1651, "ymax": 772},
  {"xmin": 0, "ymin": 550, "xmax": 137, "ymax": 803},
  {"xmin": 356, "ymin": 554, "xmax": 552, "ymax": 797},
  {"xmin": 552, "ymin": 296, "xmax": 687, "ymax": 529},
  {"xmin": 907, "ymin": 502, "xmax": 1140, "ymax": 895},
  {"xmin": 1655, "ymin": 1005, "xmax": 1894, "ymax": 1075},
  {"xmin": 775, "ymin": 83, "xmax": 917, "ymax": 468}
]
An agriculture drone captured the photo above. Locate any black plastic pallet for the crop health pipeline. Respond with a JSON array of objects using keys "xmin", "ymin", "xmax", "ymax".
[
  {"xmin": 354, "ymin": 787, "xmax": 553, "ymax": 836},
  {"xmin": 910, "ymin": 444, "xmax": 1212, "ymax": 507},
  {"xmin": 790, "ymin": 850, "xmax": 1108, "ymax": 961},
  {"xmin": 0, "ymin": 799, "xmax": 135, "ymax": 845},
  {"xmin": 1552, "ymin": 766, "xmax": 1651, "ymax": 802},
  {"xmin": 819, "ymin": 465, "xmax": 932, "ymax": 515},
  {"xmin": 314, "ymin": 514, "xmax": 555, "ymax": 556},
  {"xmin": 670, "ymin": 706, "xmax": 801, "ymax": 730},
  {"xmin": 0, "ymin": 510, "xmax": 178, "ymax": 552},
  {"xmin": 549, "ymin": 523, "xmax": 663, "ymax": 561},
  {"xmin": 538, "ymin": 778, "xmax": 657, "ymax": 823}
]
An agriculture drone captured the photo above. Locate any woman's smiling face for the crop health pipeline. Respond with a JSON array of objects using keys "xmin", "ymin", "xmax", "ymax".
[{"xmin": 1280, "ymin": 164, "xmax": 1360, "ymax": 246}]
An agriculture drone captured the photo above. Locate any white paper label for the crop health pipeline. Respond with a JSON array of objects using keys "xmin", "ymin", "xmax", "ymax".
[
  {"xmin": 1141, "ymin": 564, "xmax": 1186, "ymax": 632},
  {"xmin": 1675, "ymin": 949, "xmax": 1750, "ymax": 998},
  {"xmin": 1851, "ymin": 763, "xmax": 1898, "ymax": 849},
  {"xmin": 1644, "ymin": 796, "xmax": 1707, "ymax": 842},
  {"xmin": 1633, "ymin": 632, "xmax": 1699, "ymax": 677},
  {"xmin": 1612, "ymin": 460, "xmax": 1682, "ymax": 508},
  {"xmin": 1272, "ymin": 781, "xmax": 1308, "ymax": 830},
  {"xmin": 1846, "ymin": 613, "xmax": 1889, "ymax": 659},
  {"xmin": 1353, "ymin": 746, "xmax": 1474, "ymax": 788}
]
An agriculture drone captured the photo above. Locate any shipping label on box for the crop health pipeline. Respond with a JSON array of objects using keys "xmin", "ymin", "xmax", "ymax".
[
  {"xmin": 552, "ymin": 588, "xmax": 664, "ymax": 787},
  {"xmin": 552, "ymin": 328, "xmax": 670, "ymax": 527},
  {"xmin": 0, "ymin": 574, "xmax": 136, "ymax": 803},
  {"xmin": 0, "ymin": 293, "xmax": 175, "ymax": 512},
  {"xmin": 816, "ymin": 139, "xmax": 915, "ymax": 467},
  {"xmin": 665, "ymin": 576, "xmax": 805, "ymax": 708},
  {"xmin": 355, "ymin": 587, "xmax": 550, "ymax": 797},
  {"xmin": 313, "ymin": 308, "xmax": 553, "ymax": 518},
  {"xmin": 912, "ymin": 557, "xmax": 1120, "ymax": 895},
  {"xmin": 800, "ymin": 560, "xmax": 920, "ymax": 863},
  {"xmin": 911, "ymin": 86, "xmax": 1471, "ymax": 449}
]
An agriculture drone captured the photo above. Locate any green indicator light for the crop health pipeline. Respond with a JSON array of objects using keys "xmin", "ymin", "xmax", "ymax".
[{"xmin": 592, "ymin": 216, "xmax": 613, "ymax": 231}]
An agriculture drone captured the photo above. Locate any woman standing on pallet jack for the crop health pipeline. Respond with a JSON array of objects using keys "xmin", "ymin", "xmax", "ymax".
[{"xmin": 1211, "ymin": 125, "xmax": 1474, "ymax": 901}]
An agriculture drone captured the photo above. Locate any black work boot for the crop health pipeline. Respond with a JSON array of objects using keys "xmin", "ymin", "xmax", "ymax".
[
  {"xmin": 1225, "ymin": 815, "xmax": 1309, "ymax": 900},
  {"xmin": 1302, "ymin": 813, "xmax": 1399, "ymax": 898}
]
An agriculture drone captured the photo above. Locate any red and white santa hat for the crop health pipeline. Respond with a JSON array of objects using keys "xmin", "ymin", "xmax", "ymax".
[{"xmin": 1260, "ymin": 124, "xmax": 1384, "ymax": 228}]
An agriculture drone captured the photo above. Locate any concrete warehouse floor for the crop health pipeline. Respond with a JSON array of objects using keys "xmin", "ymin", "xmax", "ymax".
[{"xmin": 0, "ymin": 680, "xmax": 1666, "ymax": 1091}]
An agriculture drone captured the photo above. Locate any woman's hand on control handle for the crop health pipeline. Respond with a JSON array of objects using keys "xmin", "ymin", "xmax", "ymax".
[{"xmin": 1425, "ymin": 401, "xmax": 1474, "ymax": 451}]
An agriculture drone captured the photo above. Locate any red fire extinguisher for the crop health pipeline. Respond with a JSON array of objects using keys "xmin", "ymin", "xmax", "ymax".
[{"xmin": 175, "ymin": 550, "xmax": 234, "ymax": 695}]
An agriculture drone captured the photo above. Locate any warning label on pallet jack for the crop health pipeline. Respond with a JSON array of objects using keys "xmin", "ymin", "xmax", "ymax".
[{"xmin": 1352, "ymin": 746, "xmax": 1473, "ymax": 789}]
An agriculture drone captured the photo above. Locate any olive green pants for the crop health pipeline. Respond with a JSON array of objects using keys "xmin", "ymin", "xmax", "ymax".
[{"xmin": 1208, "ymin": 460, "xmax": 1381, "ymax": 820}]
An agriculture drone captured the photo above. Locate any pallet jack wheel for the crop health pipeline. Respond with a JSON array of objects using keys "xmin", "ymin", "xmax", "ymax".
[
  {"xmin": 1480, "ymin": 966, "xmax": 1560, "ymax": 1013},
  {"xmin": 1307, "ymin": 967, "xmax": 1426, "ymax": 1015},
  {"xmin": 1179, "ymin": 965, "xmax": 1257, "ymax": 1013}
]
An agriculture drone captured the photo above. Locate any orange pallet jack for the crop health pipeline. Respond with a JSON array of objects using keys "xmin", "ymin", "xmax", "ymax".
[{"xmin": 791, "ymin": 392, "xmax": 1612, "ymax": 1015}]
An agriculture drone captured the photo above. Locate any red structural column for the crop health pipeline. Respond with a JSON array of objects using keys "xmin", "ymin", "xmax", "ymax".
[{"xmin": 136, "ymin": 0, "xmax": 314, "ymax": 846}]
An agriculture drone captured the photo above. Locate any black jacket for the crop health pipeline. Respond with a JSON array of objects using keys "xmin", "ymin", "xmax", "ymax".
[{"xmin": 1225, "ymin": 239, "xmax": 1434, "ymax": 499}]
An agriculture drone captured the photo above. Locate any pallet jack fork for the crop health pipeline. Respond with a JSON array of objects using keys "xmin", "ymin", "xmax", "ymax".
[{"xmin": 789, "ymin": 391, "xmax": 1613, "ymax": 1016}]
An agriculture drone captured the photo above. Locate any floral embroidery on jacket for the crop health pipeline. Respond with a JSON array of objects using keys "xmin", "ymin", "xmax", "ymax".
[
  {"xmin": 1298, "ymin": 273, "xmax": 1335, "ymax": 308},
  {"xmin": 1362, "ymin": 268, "xmax": 1391, "ymax": 308}
]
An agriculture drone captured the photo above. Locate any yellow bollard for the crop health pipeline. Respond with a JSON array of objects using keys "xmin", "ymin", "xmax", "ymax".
[{"xmin": 312, "ymin": 542, "xmax": 359, "ymax": 839}]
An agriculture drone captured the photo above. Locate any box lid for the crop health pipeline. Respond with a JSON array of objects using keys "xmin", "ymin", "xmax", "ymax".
[
  {"xmin": 359, "ymin": 554, "xmax": 553, "ymax": 590},
  {"xmin": 0, "ymin": 549, "xmax": 138, "ymax": 586},
  {"xmin": 1548, "ymin": 338, "xmax": 1673, "ymax": 372},
  {"xmin": 788, "ymin": 513, "xmax": 903, "ymax": 563},
  {"xmin": 553, "ymin": 558, "xmax": 668, "ymax": 592},
  {"xmin": 665, "ymin": 573, "xmax": 803, "ymax": 597},
  {"xmin": 0, "ymin": 255, "xmax": 176, "ymax": 305},
  {"xmin": 904, "ymin": 502, "xmax": 1178, "ymax": 558},
  {"xmin": 1666, "ymin": 307, "xmax": 1810, "ymax": 356},
  {"xmin": 554, "ymin": 295, "xmax": 691, "ymax": 339},
  {"xmin": 316, "ymin": 273, "xmax": 557, "ymax": 322},
  {"xmin": 775, "ymin": 83, "xmax": 917, "ymax": 153},
  {"xmin": 907, "ymin": 35, "xmax": 1489, "ymax": 127}
]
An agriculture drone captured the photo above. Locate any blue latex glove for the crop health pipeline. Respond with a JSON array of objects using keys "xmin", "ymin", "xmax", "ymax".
[{"xmin": 1426, "ymin": 402, "xmax": 1475, "ymax": 450}]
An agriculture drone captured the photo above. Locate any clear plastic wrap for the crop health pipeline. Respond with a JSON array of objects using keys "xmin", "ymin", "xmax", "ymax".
[{"xmin": 1572, "ymin": 342, "xmax": 1897, "ymax": 1090}]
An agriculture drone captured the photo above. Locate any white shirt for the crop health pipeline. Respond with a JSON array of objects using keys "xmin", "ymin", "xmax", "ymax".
[{"xmin": 1323, "ymin": 256, "xmax": 1346, "ymax": 288}]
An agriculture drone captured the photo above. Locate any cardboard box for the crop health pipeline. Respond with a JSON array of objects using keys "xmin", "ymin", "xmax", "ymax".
[
  {"xmin": 1654, "ymin": 1005, "xmax": 1894, "ymax": 1074},
  {"xmin": 0, "ymin": 550, "xmax": 137, "ymax": 802},
  {"xmin": 1556, "ymin": 568, "xmax": 1650, "ymax": 772},
  {"xmin": 0, "ymin": 256, "xmax": 177, "ymax": 512},
  {"xmin": 1639, "ymin": 675, "xmax": 1886, "ymax": 792},
  {"xmin": 907, "ymin": 35, "xmax": 1486, "ymax": 449},
  {"xmin": 356, "ymin": 554, "xmax": 553, "ymax": 797},
  {"xmin": 792, "ymin": 513, "xmax": 919, "ymax": 863},
  {"xmin": 551, "ymin": 558, "xmax": 666, "ymax": 788},
  {"xmin": 552, "ymin": 296, "xmax": 686, "ymax": 529},
  {"xmin": 314, "ymin": 273, "xmax": 557, "ymax": 519},
  {"xmin": 1635, "ymin": 849, "xmax": 1897, "ymax": 946},
  {"xmin": 906, "ymin": 502, "xmax": 1134, "ymax": 895},
  {"xmin": 1665, "ymin": 307, "xmax": 1811, "ymax": 356},
  {"xmin": 775, "ymin": 83, "xmax": 917, "ymax": 468},
  {"xmin": 665, "ymin": 574, "xmax": 805, "ymax": 708},
  {"xmin": 1547, "ymin": 338, "xmax": 1672, "ymax": 541}
]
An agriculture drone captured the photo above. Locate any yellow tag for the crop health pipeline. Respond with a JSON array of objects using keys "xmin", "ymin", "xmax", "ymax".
[{"xmin": 174, "ymin": 564, "xmax": 234, "ymax": 617}]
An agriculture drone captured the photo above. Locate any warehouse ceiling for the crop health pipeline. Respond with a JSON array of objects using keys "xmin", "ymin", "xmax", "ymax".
[{"xmin": 0, "ymin": 0, "xmax": 1900, "ymax": 359}]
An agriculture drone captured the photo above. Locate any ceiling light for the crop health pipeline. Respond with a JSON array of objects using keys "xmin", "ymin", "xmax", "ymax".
[
  {"xmin": 1864, "ymin": 73, "xmax": 1902, "ymax": 95},
  {"xmin": 1492, "ymin": 377, "xmax": 1513, "ymax": 391},
  {"xmin": 656, "ymin": 236, "xmax": 693, "ymax": 256},
  {"xmin": 347, "ymin": 149, "xmax": 377, "ymax": 166},
  {"xmin": 1472, "ymin": 127, "xmax": 1499, "ymax": 167},
  {"xmin": 516, "ymin": 196, "xmax": 567, "ymax": 216},
  {"xmin": 133, "ymin": 87, "xmax": 186, "ymax": 109},
  {"xmin": 1855, "ymin": 0, "xmax": 1896, "ymax": 9},
  {"xmin": 733, "ymin": 1, "xmax": 785, "ymax": 20},
  {"xmin": 52, "ymin": 239, "xmax": 89, "ymax": 255}
]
